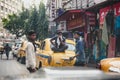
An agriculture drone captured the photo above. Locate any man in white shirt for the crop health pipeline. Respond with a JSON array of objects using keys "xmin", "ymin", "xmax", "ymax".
[{"xmin": 26, "ymin": 30, "xmax": 37, "ymax": 73}]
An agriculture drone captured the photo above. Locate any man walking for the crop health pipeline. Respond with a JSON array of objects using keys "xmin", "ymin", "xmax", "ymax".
[
  {"xmin": 4, "ymin": 43, "xmax": 11, "ymax": 60},
  {"xmin": 70, "ymin": 31, "xmax": 86, "ymax": 66},
  {"xmin": 26, "ymin": 30, "xmax": 37, "ymax": 73}
]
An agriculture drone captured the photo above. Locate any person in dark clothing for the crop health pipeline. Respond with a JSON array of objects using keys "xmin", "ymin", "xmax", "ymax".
[
  {"xmin": 50, "ymin": 31, "xmax": 68, "ymax": 52},
  {"xmin": 70, "ymin": 31, "xmax": 86, "ymax": 66},
  {"xmin": 4, "ymin": 44, "xmax": 11, "ymax": 60}
]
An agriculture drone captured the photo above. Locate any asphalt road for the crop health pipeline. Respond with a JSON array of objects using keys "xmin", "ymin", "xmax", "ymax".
[{"xmin": 0, "ymin": 54, "xmax": 120, "ymax": 80}]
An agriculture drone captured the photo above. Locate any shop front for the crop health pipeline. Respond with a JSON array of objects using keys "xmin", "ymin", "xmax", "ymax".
[{"xmin": 99, "ymin": 2, "xmax": 120, "ymax": 58}]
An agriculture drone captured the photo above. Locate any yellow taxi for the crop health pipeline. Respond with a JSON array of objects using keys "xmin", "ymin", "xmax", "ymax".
[
  {"xmin": 37, "ymin": 38, "xmax": 76, "ymax": 67},
  {"xmin": 99, "ymin": 57, "xmax": 120, "ymax": 73},
  {"xmin": 17, "ymin": 41, "xmax": 41, "ymax": 64}
]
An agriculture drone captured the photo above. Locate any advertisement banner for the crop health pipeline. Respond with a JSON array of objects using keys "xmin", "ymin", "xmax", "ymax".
[{"xmin": 100, "ymin": 2, "xmax": 120, "ymax": 24}]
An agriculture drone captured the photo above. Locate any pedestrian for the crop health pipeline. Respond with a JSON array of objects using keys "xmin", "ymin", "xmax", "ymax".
[
  {"xmin": 26, "ymin": 30, "xmax": 37, "ymax": 73},
  {"xmin": 70, "ymin": 31, "xmax": 86, "ymax": 66},
  {"xmin": 4, "ymin": 43, "xmax": 11, "ymax": 60},
  {"xmin": 50, "ymin": 30, "xmax": 68, "ymax": 52}
]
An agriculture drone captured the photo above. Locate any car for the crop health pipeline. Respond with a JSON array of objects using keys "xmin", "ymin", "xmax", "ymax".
[
  {"xmin": 36, "ymin": 38, "xmax": 76, "ymax": 67},
  {"xmin": 99, "ymin": 57, "xmax": 120, "ymax": 73},
  {"xmin": 12, "ymin": 42, "xmax": 22, "ymax": 58}
]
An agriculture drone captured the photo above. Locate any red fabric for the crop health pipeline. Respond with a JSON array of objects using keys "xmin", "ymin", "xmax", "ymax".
[
  {"xmin": 99, "ymin": 6, "xmax": 110, "ymax": 24},
  {"xmin": 108, "ymin": 36, "xmax": 116, "ymax": 58},
  {"xmin": 100, "ymin": 2, "xmax": 120, "ymax": 24}
]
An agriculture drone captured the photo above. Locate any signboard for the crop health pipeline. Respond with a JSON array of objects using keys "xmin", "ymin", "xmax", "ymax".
[
  {"xmin": 100, "ymin": 2, "xmax": 120, "ymax": 24},
  {"xmin": 67, "ymin": 17, "xmax": 84, "ymax": 30}
]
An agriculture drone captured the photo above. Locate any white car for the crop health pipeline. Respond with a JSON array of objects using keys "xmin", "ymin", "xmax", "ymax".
[{"xmin": 12, "ymin": 42, "xmax": 22, "ymax": 58}]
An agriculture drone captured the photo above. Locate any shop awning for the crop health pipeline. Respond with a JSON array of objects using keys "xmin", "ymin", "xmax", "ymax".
[{"xmin": 54, "ymin": 10, "xmax": 84, "ymax": 22}]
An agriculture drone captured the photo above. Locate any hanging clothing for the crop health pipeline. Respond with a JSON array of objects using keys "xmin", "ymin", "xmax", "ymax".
[
  {"xmin": 108, "ymin": 36, "xmax": 116, "ymax": 58},
  {"xmin": 101, "ymin": 18, "xmax": 109, "ymax": 59},
  {"xmin": 114, "ymin": 16, "xmax": 120, "ymax": 37},
  {"xmin": 114, "ymin": 16, "xmax": 120, "ymax": 54},
  {"xmin": 106, "ymin": 10, "xmax": 114, "ymax": 34}
]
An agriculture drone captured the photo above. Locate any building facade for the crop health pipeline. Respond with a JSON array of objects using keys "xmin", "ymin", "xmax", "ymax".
[
  {"xmin": 46, "ymin": 0, "xmax": 71, "ymax": 37},
  {"xmin": 0, "ymin": 0, "xmax": 23, "ymax": 39},
  {"xmin": 0, "ymin": 0, "xmax": 22, "ymax": 28}
]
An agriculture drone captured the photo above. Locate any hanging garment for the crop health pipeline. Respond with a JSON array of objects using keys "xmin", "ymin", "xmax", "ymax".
[
  {"xmin": 106, "ymin": 10, "xmax": 114, "ymax": 34},
  {"xmin": 108, "ymin": 36, "xmax": 116, "ymax": 58},
  {"xmin": 114, "ymin": 16, "xmax": 120, "ymax": 55},
  {"xmin": 114, "ymin": 16, "xmax": 120, "ymax": 37},
  {"xmin": 100, "ymin": 18, "xmax": 109, "ymax": 58},
  {"xmin": 93, "ymin": 44, "xmax": 98, "ymax": 60},
  {"xmin": 102, "ymin": 18, "xmax": 109, "ymax": 45}
]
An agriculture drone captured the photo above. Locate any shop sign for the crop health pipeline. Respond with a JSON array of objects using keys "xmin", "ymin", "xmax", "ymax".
[
  {"xmin": 100, "ymin": 2, "xmax": 120, "ymax": 24},
  {"xmin": 67, "ymin": 17, "xmax": 84, "ymax": 30}
]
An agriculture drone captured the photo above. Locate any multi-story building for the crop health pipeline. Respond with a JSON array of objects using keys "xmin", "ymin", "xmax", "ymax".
[
  {"xmin": 0, "ymin": 0, "xmax": 23, "ymax": 28},
  {"xmin": 0, "ymin": 0, "xmax": 23, "ymax": 38},
  {"xmin": 46, "ymin": 0, "xmax": 70, "ymax": 36}
]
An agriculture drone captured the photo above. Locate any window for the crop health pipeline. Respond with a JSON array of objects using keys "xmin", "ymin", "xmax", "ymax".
[
  {"xmin": 1, "ymin": 6, "xmax": 4, "ymax": 10},
  {"xmin": 41, "ymin": 41, "xmax": 46, "ymax": 50},
  {"xmin": 5, "ymin": 8, "xmax": 8, "ymax": 12},
  {"xmin": 66, "ymin": 43, "xmax": 75, "ymax": 51}
]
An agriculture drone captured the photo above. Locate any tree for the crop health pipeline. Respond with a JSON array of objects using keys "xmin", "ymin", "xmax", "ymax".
[
  {"xmin": 2, "ymin": 8, "xmax": 30, "ymax": 38},
  {"xmin": 38, "ymin": 2, "xmax": 49, "ymax": 40},
  {"xmin": 27, "ymin": 2, "xmax": 49, "ymax": 40},
  {"xmin": 27, "ymin": 6, "xmax": 40, "ymax": 39},
  {"xmin": 2, "ymin": 2, "xmax": 49, "ymax": 40}
]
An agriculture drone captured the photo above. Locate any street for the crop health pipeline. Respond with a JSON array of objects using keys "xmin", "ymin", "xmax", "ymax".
[{"xmin": 0, "ymin": 54, "xmax": 120, "ymax": 80}]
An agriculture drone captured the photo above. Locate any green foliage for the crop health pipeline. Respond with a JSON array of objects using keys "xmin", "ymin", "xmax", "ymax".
[{"xmin": 2, "ymin": 2, "xmax": 49, "ymax": 40}]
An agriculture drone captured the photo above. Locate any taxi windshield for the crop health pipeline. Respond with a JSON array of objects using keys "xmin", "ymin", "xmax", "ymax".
[{"xmin": 66, "ymin": 43, "xmax": 75, "ymax": 51}]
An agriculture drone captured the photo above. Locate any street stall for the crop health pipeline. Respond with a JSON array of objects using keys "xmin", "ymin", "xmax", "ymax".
[
  {"xmin": 54, "ymin": 9, "xmax": 97, "ymax": 63},
  {"xmin": 99, "ymin": 2, "xmax": 120, "ymax": 58}
]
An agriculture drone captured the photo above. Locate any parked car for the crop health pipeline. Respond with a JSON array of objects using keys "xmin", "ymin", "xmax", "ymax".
[
  {"xmin": 17, "ymin": 38, "xmax": 76, "ymax": 68},
  {"xmin": 36, "ymin": 38, "xmax": 76, "ymax": 67},
  {"xmin": 99, "ymin": 57, "xmax": 120, "ymax": 73},
  {"xmin": 12, "ymin": 42, "xmax": 22, "ymax": 58}
]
